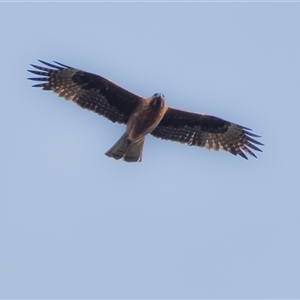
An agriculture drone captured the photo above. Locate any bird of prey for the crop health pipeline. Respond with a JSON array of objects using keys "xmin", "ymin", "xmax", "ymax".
[{"xmin": 28, "ymin": 60, "xmax": 263, "ymax": 162}]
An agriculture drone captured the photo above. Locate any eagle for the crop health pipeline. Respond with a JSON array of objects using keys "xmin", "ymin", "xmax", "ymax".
[{"xmin": 28, "ymin": 60, "xmax": 263, "ymax": 162}]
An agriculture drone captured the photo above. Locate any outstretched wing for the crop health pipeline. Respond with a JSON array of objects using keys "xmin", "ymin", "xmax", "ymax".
[
  {"xmin": 28, "ymin": 60, "xmax": 142, "ymax": 124},
  {"xmin": 151, "ymin": 107, "xmax": 263, "ymax": 159}
]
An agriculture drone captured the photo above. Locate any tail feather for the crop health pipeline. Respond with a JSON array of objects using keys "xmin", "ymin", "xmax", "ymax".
[
  {"xmin": 105, "ymin": 133, "xmax": 144, "ymax": 162},
  {"xmin": 105, "ymin": 132, "xmax": 130, "ymax": 160},
  {"xmin": 123, "ymin": 139, "xmax": 144, "ymax": 162}
]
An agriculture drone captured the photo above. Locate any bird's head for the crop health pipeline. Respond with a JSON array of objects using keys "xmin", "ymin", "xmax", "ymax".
[{"xmin": 150, "ymin": 93, "xmax": 165, "ymax": 108}]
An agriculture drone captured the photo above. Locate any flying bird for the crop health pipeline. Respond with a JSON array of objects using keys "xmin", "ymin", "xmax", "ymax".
[{"xmin": 28, "ymin": 60, "xmax": 263, "ymax": 162}]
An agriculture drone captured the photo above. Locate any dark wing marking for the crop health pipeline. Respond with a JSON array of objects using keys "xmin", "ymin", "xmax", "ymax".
[
  {"xmin": 151, "ymin": 107, "xmax": 263, "ymax": 159},
  {"xmin": 28, "ymin": 60, "xmax": 142, "ymax": 124}
]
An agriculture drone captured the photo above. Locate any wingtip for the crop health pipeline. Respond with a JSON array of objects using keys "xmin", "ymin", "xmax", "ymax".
[
  {"xmin": 34, "ymin": 59, "xmax": 65, "ymax": 69},
  {"xmin": 30, "ymin": 83, "xmax": 46, "ymax": 88},
  {"xmin": 53, "ymin": 60, "xmax": 71, "ymax": 68},
  {"xmin": 239, "ymin": 152, "xmax": 249, "ymax": 160},
  {"xmin": 37, "ymin": 59, "xmax": 46, "ymax": 64}
]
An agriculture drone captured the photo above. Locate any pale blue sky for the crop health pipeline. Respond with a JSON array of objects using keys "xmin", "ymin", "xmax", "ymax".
[{"xmin": 1, "ymin": 2, "xmax": 300, "ymax": 298}]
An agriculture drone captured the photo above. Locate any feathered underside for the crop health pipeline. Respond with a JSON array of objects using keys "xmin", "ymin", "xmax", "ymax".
[
  {"xmin": 151, "ymin": 108, "xmax": 263, "ymax": 159},
  {"xmin": 28, "ymin": 60, "xmax": 142, "ymax": 124}
]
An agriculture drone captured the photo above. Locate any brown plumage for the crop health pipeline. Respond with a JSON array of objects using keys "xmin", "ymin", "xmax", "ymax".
[{"xmin": 28, "ymin": 60, "xmax": 263, "ymax": 162}]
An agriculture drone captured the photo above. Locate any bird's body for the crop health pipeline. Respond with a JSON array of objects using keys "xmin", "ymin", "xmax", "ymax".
[
  {"xmin": 28, "ymin": 60, "xmax": 263, "ymax": 162},
  {"xmin": 106, "ymin": 94, "xmax": 168, "ymax": 162}
]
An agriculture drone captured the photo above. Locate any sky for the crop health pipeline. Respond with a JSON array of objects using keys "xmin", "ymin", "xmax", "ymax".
[{"xmin": 1, "ymin": 2, "xmax": 300, "ymax": 299}]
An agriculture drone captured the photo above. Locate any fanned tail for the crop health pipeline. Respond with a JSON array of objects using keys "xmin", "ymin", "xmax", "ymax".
[{"xmin": 105, "ymin": 133, "xmax": 144, "ymax": 162}]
